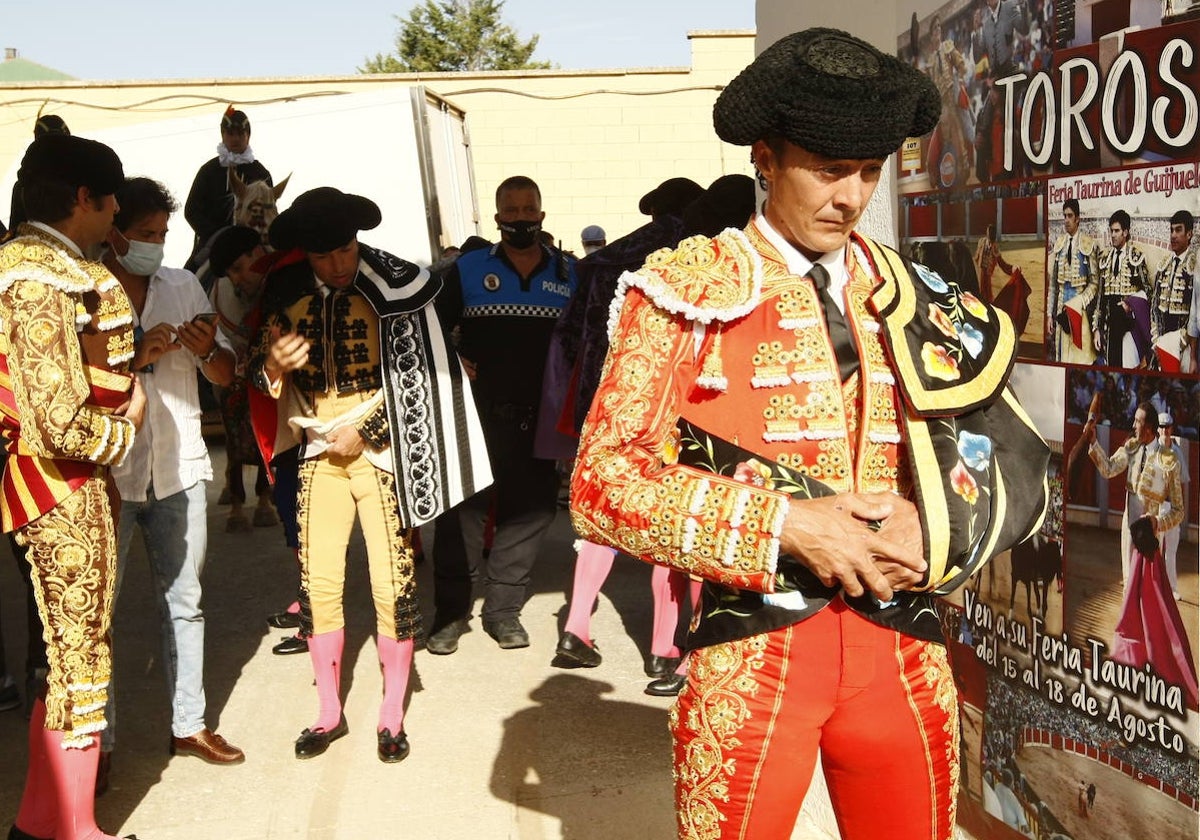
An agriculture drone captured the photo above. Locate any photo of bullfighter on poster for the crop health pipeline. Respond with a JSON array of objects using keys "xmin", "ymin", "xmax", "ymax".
[
  {"xmin": 1045, "ymin": 160, "xmax": 1200, "ymax": 370},
  {"xmin": 944, "ymin": 362, "xmax": 1200, "ymax": 840}
]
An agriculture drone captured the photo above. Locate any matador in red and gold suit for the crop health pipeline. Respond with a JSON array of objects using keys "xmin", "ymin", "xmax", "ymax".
[
  {"xmin": 570, "ymin": 29, "xmax": 1050, "ymax": 840},
  {"xmin": 2, "ymin": 134, "xmax": 143, "ymax": 840}
]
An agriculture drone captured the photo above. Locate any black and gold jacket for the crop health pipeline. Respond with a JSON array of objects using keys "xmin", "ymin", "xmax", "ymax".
[{"xmin": 249, "ymin": 244, "xmax": 492, "ymax": 527}]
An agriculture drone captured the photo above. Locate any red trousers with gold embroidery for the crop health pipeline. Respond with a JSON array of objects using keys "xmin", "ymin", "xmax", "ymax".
[{"xmin": 671, "ymin": 599, "xmax": 959, "ymax": 840}]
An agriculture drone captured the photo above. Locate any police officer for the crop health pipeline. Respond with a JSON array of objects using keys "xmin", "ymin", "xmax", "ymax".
[{"xmin": 430, "ymin": 175, "xmax": 579, "ymax": 653}]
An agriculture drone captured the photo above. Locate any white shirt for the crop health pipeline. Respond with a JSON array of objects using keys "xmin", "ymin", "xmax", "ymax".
[
  {"xmin": 753, "ymin": 214, "xmax": 849, "ymax": 313},
  {"xmin": 112, "ymin": 266, "xmax": 232, "ymax": 502}
]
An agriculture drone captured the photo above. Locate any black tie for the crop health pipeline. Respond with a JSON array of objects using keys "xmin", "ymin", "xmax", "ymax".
[{"xmin": 808, "ymin": 264, "xmax": 859, "ymax": 381}]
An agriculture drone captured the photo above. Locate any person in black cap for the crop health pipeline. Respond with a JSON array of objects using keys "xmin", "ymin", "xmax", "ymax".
[
  {"xmin": 183, "ymin": 105, "xmax": 273, "ymax": 269},
  {"xmin": 637, "ymin": 176, "xmax": 704, "ymax": 222},
  {"xmin": 208, "ymin": 226, "xmax": 307, "ymax": 653},
  {"xmin": 1, "ymin": 133, "xmax": 146, "ymax": 840},
  {"xmin": 548, "ymin": 173, "xmax": 756, "ymax": 691},
  {"xmin": 204, "ymin": 225, "xmax": 279, "ymax": 533},
  {"xmin": 247, "ymin": 187, "xmax": 491, "ymax": 763},
  {"xmin": 570, "ymin": 28, "xmax": 1049, "ymax": 839}
]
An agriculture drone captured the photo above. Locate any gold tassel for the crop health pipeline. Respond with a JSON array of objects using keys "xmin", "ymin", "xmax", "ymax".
[{"xmin": 696, "ymin": 325, "xmax": 728, "ymax": 392}]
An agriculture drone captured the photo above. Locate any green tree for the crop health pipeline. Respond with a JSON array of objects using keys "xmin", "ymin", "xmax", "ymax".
[{"xmin": 361, "ymin": 0, "xmax": 551, "ymax": 73}]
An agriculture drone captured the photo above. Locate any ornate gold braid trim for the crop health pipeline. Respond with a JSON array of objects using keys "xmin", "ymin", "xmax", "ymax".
[
  {"xmin": 17, "ymin": 477, "xmax": 117, "ymax": 742},
  {"xmin": 2, "ymin": 277, "xmax": 132, "ymax": 465},
  {"xmin": 0, "ymin": 231, "xmax": 94, "ymax": 296},
  {"xmin": 671, "ymin": 634, "xmax": 770, "ymax": 839}
]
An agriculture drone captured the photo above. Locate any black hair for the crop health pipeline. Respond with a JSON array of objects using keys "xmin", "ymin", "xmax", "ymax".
[
  {"xmin": 113, "ymin": 177, "xmax": 178, "ymax": 231},
  {"xmin": 495, "ymin": 175, "xmax": 541, "ymax": 208},
  {"xmin": 1137, "ymin": 401, "xmax": 1159, "ymax": 435},
  {"xmin": 20, "ymin": 179, "xmax": 76, "ymax": 224},
  {"xmin": 1170, "ymin": 209, "xmax": 1194, "ymax": 233}
]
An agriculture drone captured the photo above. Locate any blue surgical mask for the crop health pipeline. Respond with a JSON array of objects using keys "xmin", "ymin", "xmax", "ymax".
[{"xmin": 115, "ymin": 231, "xmax": 165, "ymax": 277}]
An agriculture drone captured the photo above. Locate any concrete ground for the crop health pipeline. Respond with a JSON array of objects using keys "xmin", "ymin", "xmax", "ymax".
[{"xmin": 0, "ymin": 445, "xmax": 851, "ymax": 840}]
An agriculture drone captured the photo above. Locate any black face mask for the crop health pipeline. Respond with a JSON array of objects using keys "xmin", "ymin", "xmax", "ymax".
[{"xmin": 499, "ymin": 219, "xmax": 541, "ymax": 249}]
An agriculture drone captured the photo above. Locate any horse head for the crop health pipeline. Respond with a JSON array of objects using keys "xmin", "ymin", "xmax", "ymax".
[{"xmin": 230, "ymin": 169, "xmax": 290, "ymax": 244}]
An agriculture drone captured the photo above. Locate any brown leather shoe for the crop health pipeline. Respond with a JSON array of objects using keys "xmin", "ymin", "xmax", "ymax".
[{"xmin": 170, "ymin": 728, "xmax": 245, "ymax": 764}]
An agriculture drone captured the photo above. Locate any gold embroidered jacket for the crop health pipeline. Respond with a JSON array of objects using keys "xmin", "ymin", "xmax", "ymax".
[
  {"xmin": 1089, "ymin": 438, "xmax": 1185, "ymax": 534},
  {"xmin": 570, "ymin": 224, "xmax": 1049, "ymax": 639},
  {"xmin": 1151, "ymin": 249, "xmax": 1195, "ymax": 340},
  {"xmin": 0, "ymin": 225, "xmax": 136, "ymax": 531}
]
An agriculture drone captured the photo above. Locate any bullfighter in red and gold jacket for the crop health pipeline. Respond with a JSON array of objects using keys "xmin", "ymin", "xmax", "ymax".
[{"xmin": 570, "ymin": 29, "xmax": 1049, "ymax": 840}]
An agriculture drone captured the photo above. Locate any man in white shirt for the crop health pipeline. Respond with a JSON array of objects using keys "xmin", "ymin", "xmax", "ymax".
[{"xmin": 100, "ymin": 177, "xmax": 244, "ymax": 771}]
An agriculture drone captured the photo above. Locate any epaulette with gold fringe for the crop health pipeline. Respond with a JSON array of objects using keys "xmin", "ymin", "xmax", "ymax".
[{"xmin": 610, "ymin": 228, "xmax": 764, "ymax": 332}]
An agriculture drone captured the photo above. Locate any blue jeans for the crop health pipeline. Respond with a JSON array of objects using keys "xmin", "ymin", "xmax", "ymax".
[{"xmin": 103, "ymin": 481, "xmax": 209, "ymax": 746}]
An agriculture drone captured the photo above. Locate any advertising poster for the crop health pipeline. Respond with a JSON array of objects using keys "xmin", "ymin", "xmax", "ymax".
[{"xmin": 898, "ymin": 3, "xmax": 1200, "ymax": 838}]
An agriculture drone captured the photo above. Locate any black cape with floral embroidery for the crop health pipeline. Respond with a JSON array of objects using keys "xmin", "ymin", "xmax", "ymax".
[{"xmin": 678, "ymin": 240, "xmax": 1051, "ymax": 650}]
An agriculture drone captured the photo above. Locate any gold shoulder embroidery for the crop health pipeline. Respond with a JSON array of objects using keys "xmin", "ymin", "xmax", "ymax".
[
  {"xmin": 620, "ymin": 228, "xmax": 764, "ymax": 326},
  {"xmin": 0, "ymin": 234, "xmax": 94, "ymax": 296}
]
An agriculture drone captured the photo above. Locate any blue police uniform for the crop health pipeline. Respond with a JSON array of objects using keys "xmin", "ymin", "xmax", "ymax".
[{"xmin": 433, "ymin": 242, "xmax": 579, "ymax": 633}]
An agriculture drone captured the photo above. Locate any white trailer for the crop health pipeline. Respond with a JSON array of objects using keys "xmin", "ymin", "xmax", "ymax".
[{"xmin": 2, "ymin": 85, "xmax": 480, "ymax": 270}]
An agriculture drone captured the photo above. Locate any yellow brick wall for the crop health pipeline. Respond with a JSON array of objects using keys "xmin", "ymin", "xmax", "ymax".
[{"xmin": 0, "ymin": 30, "xmax": 755, "ymax": 255}]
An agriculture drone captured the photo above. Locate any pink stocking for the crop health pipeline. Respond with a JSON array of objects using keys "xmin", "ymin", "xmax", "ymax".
[
  {"xmin": 307, "ymin": 629, "xmax": 344, "ymax": 732},
  {"xmin": 43, "ymin": 729, "xmax": 116, "ymax": 840},
  {"xmin": 650, "ymin": 566, "xmax": 691, "ymax": 658},
  {"xmin": 563, "ymin": 541, "xmax": 617, "ymax": 642},
  {"xmin": 377, "ymin": 634, "xmax": 414, "ymax": 734},
  {"xmin": 14, "ymin": 697, "xmax": 57, "ymax": 838}
]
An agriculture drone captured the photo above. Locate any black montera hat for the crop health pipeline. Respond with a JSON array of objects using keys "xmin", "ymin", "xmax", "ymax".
[
  {"xmin": 18, "ymin": 134, "xmax": 123, "ymax": 196},
  {"xmin": 638, "ymin": 177, "xmax": 705, "ymax": 217},
  {"xmin": 209, "ymin": 225, "xmax": 263, "ymax": 277},
  {"xmin": 33, "ymin": 114, "xmax": 69, "ymax": 138},
  {"xmin": 269, "ymin": 187, "xmax": 381, "ymax": 253},
  {"xmin": 682, "ymin": 174, "xmax": 756, "ymax": 237},
  {"xmin": 713, "ymin": 28, "xmax": 941, "ymax": 159},
  {"xmin": 221, "ymin": 105, "xmax": 250, "ymax": 131}
]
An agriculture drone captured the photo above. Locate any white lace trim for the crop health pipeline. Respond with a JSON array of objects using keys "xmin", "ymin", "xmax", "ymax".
[{"xmin": 607, "ymin": 228, "xmax": 765, "ymax": 339}]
